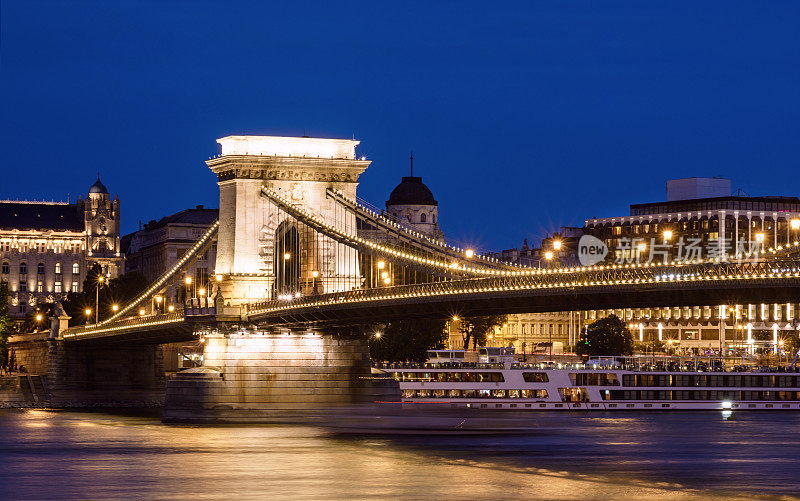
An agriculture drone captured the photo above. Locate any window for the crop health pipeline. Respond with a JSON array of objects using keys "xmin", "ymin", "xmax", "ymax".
[
  {"xmin": 54, "ymin": 281, "xmax": 62, "ymax": 293},
  {"xmin": 1, "ymin": 262, "xmax": 8, "ymax": 274},
  {"xmin": 19, "ymin": 262, "xmax": 27, "ymax": 275},
  {"xmin": 71, "ymin": 281, "xmax": 79, "ymax": 293},
  {"xmin": 19, "ymin": 280, "xmax": 27, "ymax": 292},
  {"xmin": 522, "ymin": 372, "xmax": 549, "ymax": 383},
  {"xmin": 420, "ymin": 213, "xmax": 427, "ymax": 223},
  {"xmin": 72, "ymin": 263, "xmax": 79, "ymax": 275},
  {"xmin": 38, "ymin": 262, "xmax": 45, "ymax": 275},
  {"xmin": 55, "ymin": 262, "xmax": 62, "ymax": 274},
  {"xmin": 37, "ymin": 280, "xmax": 43, "ymax": 293}
]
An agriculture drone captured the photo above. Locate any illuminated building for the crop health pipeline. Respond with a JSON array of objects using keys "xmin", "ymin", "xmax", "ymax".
[
  {"xmin": 0, "ymin": 177, "xmax": 123, "ymax": 317},
  {"xmin": 123, "ymin": 205, "xmax": 219, "ymax": 303},
  {"xmin": 583, "ymin": 177, "xmax": 800, "ymax": 354}
]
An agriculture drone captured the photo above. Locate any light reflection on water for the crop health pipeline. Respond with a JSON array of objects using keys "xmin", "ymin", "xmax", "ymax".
[{"xmin": 0, "ymin": 409, "xmax": 799, "ymax": 500}]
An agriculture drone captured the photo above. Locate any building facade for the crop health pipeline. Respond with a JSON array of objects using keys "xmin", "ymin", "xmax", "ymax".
[
  {"xmin": 582, "ymin": 177, "xmax": 800, "ymax": 355},
  {"xmin": 122, "ymin": 205, "xmax": 218, "ymax": 306},
  {"xmin": 0, "ymin": 178, "xmax": 123, "ymax": 317}
]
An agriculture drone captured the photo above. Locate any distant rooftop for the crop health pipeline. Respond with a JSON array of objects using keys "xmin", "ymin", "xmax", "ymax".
[
  {"xmin": 0, "ymin": 201, "xmax": 83, "ymax": 232},
  {"xmin": 217, "ymin": 135, "xmax": 361, "ymax": 160}
]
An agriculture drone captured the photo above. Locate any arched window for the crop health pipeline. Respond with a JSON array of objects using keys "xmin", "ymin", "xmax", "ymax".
[
  {"xmin": 1, "ymin": 262, "xmax": 8, "ymax": 274},
  {"xmin": 73, "ymin": 263, "xmax": 80, "ymax": 275},
  {"xmin": 55, "ymin": 262, "xmax": 62, "ymax": 274},
  {"xmin": 420, "ymin": 213, "xmax": 427, "ymax": 223},
  {"xmin": 274, "ymin": 222, "xmax": 300, "ymax": 296},
  {"xmin": 432, "ymin": 214, "xmax": 436, "ymax": 224},
  {"xmin": 38, "ymin": 263, "xmax": 45, "ymax": 275},
  {"xmin": 19, "ymin": 262, "xmax": 27, "ymax": 275}
]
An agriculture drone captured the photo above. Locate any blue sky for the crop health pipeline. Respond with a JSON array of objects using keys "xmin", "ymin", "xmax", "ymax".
[{"xmin": 2, "ymin": 1, "xmax": 798, "ymax": 250}]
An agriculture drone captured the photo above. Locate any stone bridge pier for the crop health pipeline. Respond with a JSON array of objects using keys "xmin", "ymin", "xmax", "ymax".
[
  {"xmin": 8, "ymin": 334, "xmax": 166, "ymax": 406},
  {"xmin": 163, "ymin": 326, "xmax": 399, "ymax": 423}
]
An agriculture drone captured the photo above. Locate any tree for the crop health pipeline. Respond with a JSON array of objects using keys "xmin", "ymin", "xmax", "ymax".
[
  {"xmin": 576, "ymin": 314, "xmax": 634, "ymax": 358},
  {"xmin": 460, "ymin": 315, "xmax": 507, "ymax": 350},
  {"xmin": 0, "ymin": 282, "xmax": 17, "ymax": 367},
  {"xmin": 369, "ymin": 318, "xmax": 447, "ymax": 363}
]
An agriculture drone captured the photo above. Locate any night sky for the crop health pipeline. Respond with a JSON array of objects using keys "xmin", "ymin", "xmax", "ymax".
[{"xmin": 2, "ymin": 1, "xmax": 798, "ymax": 251}]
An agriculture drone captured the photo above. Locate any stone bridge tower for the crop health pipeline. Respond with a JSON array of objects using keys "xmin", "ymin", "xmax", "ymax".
[{"xmin": 206, "ymin": 135, "xmax": 371, "ymax": 306}]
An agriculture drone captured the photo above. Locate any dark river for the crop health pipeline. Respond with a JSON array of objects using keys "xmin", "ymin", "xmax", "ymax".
[{"xmin": 1, "ymin": 409, "xmax": 798, "ymax": 500}]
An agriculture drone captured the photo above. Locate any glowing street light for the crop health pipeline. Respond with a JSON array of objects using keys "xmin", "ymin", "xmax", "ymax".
[
  {"xmin": 544, "ymin": 251, "xmax": 554, "ymax": 260},
  {"xmin": 792, "ymin": 219, "xmax": 800, "ymax": 230},
  {"xmin": 465, "ymin": 249, "xmax": 474, "ymax": 259},
  {"xmin": 139, "ymin": 308, "xmax": 146, "ymax": 316},
  {"xmin": 185, "ymin": 276, "xmax": 192, "ymax": 285},
  {"xmin": 663, "ymin": 230, "xmax": 673, "ymax": 241},
  {"xmin": 383, "ymin": 277, "xmax": 391, "ymax": 285},
  {"xmin": 155, "ymin": 296, "xmax": 163, "ymax": 304},
  {"xmin": 311, "ymin": 270, "xmax": 319, "ymax": 278},
  {"xmin": 377, "ymin": 261, "xmax": 385, "ymax": 270},
  {"xmin": 283, "ymin": 252, "xmax": 291, "ymax": 260},
  {"xmin": 112, "ymin": 304, "xmax": 119, "ymax": 312},
  {"xmin": 167, "ymin": 304, "xmax": 175, "ymax": 313},
  {"xmin": 374, "ymin": 332, "xmax": 382, "ymax": 339},
  {"xmin": 755, "ymin": 232, "xmax": 765, "ymax": 244},
  {"xmin": 215, "ymin": 274, "xmax": 223, "ymax": 282},
  {"xmin": 637, "ymin": 242, "xmax": 647, "ymax": 252},
  {"xmin": 198, "ymin": 288, "xmax": 206, "ymax": 297},
  {"xmin": 552, "ymin": 240, "xmax": 562, "ymax": 251},
  {"xmin": 452, "ymin": 315, "xmax": 459, "ymax": 322},
  {"xmin": 84, "ymin": 308, "xmax": 92, "ymax": 325}
]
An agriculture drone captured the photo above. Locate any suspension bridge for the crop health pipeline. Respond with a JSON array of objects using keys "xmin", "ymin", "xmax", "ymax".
[{"xmin": 10, "ymin": 134, "xmax": 800, "ymax": 421}]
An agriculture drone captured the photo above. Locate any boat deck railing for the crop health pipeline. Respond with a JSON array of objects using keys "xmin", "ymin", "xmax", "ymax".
[{"xmin": 374, "ymin": 361, "xmax": 800, "ymax": 373}]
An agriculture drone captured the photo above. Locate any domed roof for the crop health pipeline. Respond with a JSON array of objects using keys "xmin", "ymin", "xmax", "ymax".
[
  {"xmin": 386, "ymin": 176, "xmax": 437, "ymax": 206},
  {"xmin": 89, "ymin": 177, "xmax": 108, "ymax": 195}
]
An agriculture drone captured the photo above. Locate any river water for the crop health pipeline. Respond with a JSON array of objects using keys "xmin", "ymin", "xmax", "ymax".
[{"xmin": 1, "ymin": 409, "xmax": 798, "ymax": 500}]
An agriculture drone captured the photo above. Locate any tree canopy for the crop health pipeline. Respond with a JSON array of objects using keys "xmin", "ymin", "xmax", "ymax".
[
  {"xmin": 576, "ymin": 314, "xmax": 634, "ymax": 358},
  {"xmin": 0, "ymin": 282, "xmax": 17, "ymax": 367},
  {"xmin": 369, "ymin": 318, "xmax": 447, "ymax": 363},
  {"xmin": 459, "ymin": 315, "xmax": 507, "ymax": 350}
]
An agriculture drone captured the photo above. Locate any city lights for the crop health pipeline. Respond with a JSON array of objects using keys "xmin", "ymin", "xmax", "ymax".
[
  {"xmin": 544, "ymin": 251, "xmax": 553, "ymax": 260},
  {"xmin": 792, "ymin": 219, "xmax": 800, "ymax": 230},
  {"xmin": 112, "ymin": 304, "xmax": 119, "ymax": 312},
  {"xmin": 185, "ymin": 276, "xmax": 192, "ymax": 285},
  {"xmin": 663, "ymin": 230, "xmax": 673, "ymax": 241},
  {"xmin": 553, "ymin": 240, "xmax": 562, "ymax": 251},
  {"xmin": 377, "ymin": 261, "xmax": 385, "ymax": 269},
  {"xmin": 465, "ymin": 249, "xmax": 474, "ymax": 259}
]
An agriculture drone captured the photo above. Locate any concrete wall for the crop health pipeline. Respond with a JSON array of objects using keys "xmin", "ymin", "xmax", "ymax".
[{"xmin": 163, "ymin": 330, "xmax": 399, "ymax": 422}]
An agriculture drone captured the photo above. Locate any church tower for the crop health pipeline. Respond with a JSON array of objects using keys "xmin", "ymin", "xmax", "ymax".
[{"xmin": 80, "ymin": 177, "xmax": 123, "ymax": 278}]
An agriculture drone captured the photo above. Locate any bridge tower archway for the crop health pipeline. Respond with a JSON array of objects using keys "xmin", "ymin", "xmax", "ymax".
[{"xmin": 274, "ymin": 221, "xmax": 300, "ymax": 297}]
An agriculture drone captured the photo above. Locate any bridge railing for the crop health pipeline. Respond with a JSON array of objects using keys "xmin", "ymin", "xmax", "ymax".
[
  {"xmin": 246, "ymin": 259, "xmax": 800, "ymax": 317},
  {"xmin": 62, "ymin": 309, "xmax": 186, "ymax": 339}
]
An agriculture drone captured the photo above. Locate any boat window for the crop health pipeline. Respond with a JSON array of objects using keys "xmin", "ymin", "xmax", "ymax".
[{"xmin": 522, "ymin": 372, "xmax": 549, "ymax": 383}]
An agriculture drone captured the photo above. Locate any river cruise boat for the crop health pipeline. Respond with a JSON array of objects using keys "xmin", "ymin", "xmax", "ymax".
[{"xmin": 375, "ymin": 350, "xmax": 800, "ymax": 411}]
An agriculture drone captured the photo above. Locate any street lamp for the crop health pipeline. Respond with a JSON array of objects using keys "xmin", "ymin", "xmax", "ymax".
[
  {"xmin": 465, "ymin": 249, "xmax": 474, "ymax": 259},
  {"xmin": 283, "ymin": 252, "xmax": 291, "ymax": 260},
  {"xmin": 168, "ymin": 304, "xmax": 175, "ymax": 313},
  {"xmin": 553, "ymin": 240, "xmax": 562, "ymax": 251},
  {"xmin": 198, "ymin": 288, "xmax": 206, "ymax": 297},
  {"xmin": 84, "ymin": 308, "xmax": 92, "ymax": 325},
  {"xmin": 663, "ymin": 230, "xmax": 673, "ymax": 242},
  {"xmin": 95, "ymin": 275, "xmax": 105, "ymax": 324},
  {"xmin": 544, "ymin": 251, "xmax": 553, "ymax": 261},
  {"xmin": 792, "ymin": 219, "xmax": 800, "ymax": 230},
  {"xmin": 377, "ymin": 261, "xmax": 385, "ymax": 270},
  {"xmin": 112, "ymin": 304, "xmax": 119, "ymax": 312}
]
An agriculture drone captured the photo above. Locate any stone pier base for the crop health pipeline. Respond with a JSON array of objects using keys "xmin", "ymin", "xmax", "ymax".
[
  {"xmin": 163, "ymin": 329, "xmax": 399, "ymax": 423},
  {"xmin": 7, "ymin": 334, "xmax": 166, "ymax": 406}
]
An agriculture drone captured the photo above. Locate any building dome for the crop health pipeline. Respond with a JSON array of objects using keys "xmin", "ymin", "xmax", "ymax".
[
  {"xmin": 386, "ymin": 176, "xmax": 437, "ymax": 206},
  {"xmin": 89, "ymin": 177, "xmax": 109, "ymax": 195}
]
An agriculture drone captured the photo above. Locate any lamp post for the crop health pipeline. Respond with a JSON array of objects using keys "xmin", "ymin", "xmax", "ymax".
[
  {"xmin": 791, "ymin": 219, "xmax": 800, "ymax": 244},
  {"xmin": 95, "ymin": 274, "xmax": 105, "ymax": 324},
  {"xmin": 84, "ymin": 308, "xmax": 92, "ymax": 325}
]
